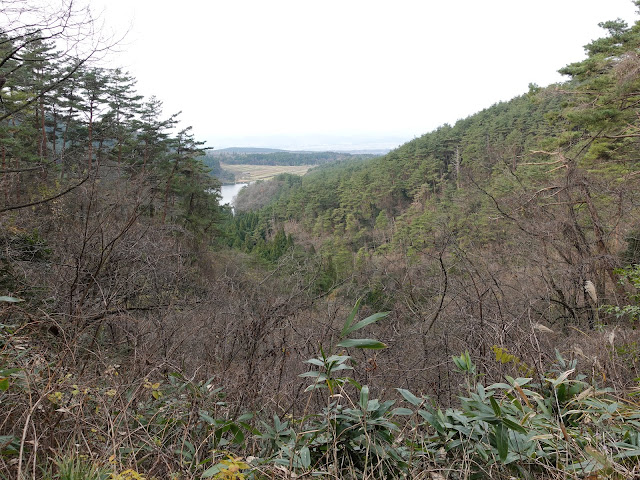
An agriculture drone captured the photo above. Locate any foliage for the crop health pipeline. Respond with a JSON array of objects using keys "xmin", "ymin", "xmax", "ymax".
[
  {"xmin": 209, "ymin": 150, "xmax": 375, "ymax": 167},
  {"xmin": 202, "ymin": 152, "xmax": 236, "ymax": 183},
  {"xmin": 491, "ymin": 345, "xmax": 535, "ymax": 376},
  {"xmin": 394, "ymin": 351, "xmax": 640, "ymax": 478},
  {"xmin": 602, "ymin": 264, "xmax": 640, "ymax": 322},
  {"xmin": 197, "ymin": 342, "xmax": 640, "ymax": 479},
  {"xmin": 300, "ymin": 300, "xmax": 387, "ymax": 394},
  {"xmin": 201, "ymin": 455, "xmax": 249, "ymax": 479},
  {"xmin": 43, "ymin": 456, "xmax": 111, "ymax": 480}
]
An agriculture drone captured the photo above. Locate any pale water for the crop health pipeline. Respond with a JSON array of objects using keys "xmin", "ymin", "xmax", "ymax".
[{"xmin": 219, "ymin": 183, "xmax": 248, "ymax": 208}]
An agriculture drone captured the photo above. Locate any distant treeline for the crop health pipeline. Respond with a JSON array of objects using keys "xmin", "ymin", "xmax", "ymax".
[
  {"xmin": 201, "ymin": 153, "xmax": 236, "ymax": 182},
  {"xmin": 210, "ymin": 151, "xmax": 377, "ymax": 166}
]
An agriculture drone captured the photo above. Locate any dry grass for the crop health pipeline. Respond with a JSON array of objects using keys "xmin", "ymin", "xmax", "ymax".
[{"xmin": 220, "ymin": 163, "xmax": 312, "ymax": 182}]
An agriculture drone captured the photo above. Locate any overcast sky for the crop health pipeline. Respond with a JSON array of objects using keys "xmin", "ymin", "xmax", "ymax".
[{"xmin": 94, "ymin": 0, "xmax": 639, "ymax": 150}]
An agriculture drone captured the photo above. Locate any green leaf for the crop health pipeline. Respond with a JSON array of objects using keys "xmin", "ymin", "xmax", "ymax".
[
  {"xmin": 331, "ymin": 363, "xmax": 354, "ymax": 372},
  {"xmin": 391, "ymin": 407, "xmax": 414, "ymax": 416},
  {"xmin": 199, "ymin": 411, "xmax": 216, "ymax": 424},
  {"xmin": 476, "ymin": 443, "xmax": 489, "ymax": 461},
  {"xmin": 0, "ymin": 435, "xmax": 15, "ymax": 448},
  {"xmin": 325, "ymin": 354, "xmax": 351, "ymax": 363},
  {"xmin": 396, "ymin": 388, "xmax": 424, "ymax": 406},
  {"xmin": 489, "ymin": 396, "xmax": 501, "ymax": 416},
  {"xmin": 341, "ymin": 299, "xmax": 362, "ymax": 337},
  {"xmin": 366, "ymin": 398, "xmax": 380, "ymax": 412},
  {"xmin": 231, "ymin": 428, "xmax": 245, "ymax": 445},
  {"xmin": 550, "ymin": 369, "xmax": 575, "ymax": 387},
  {"xmin": 0, "ymin": 296, "xmax": 23, "ymax": 303},
  {"xmin": 487, "ymin": 382, "xmax": 512, "ymax": 390},
  {"xmin": 345, "ymin": 311, "xmax": 389, "ymax": 336},
  {"xmin": 299, "ymin": 446, "xmax": 311, "ymax": 469},
  {"xmin": 584, "ymin": 446, "xmax": 609, "ymax": 468},
  {"xmin": 237, "ymin": 413, "xmax": 253, "ymax": 422},
  {"xmin": 615, "ymin": 448, "xmax": 640, "ymax": 459},
  {"xmin": 495, "ymin": 424, "xmax": 509, "ymax": 462},
  {"xmin": 304, "ymin": 383, "xmax": 327, "ymax": 392},
  {"xmin": 346, "ymin": 377, "xmax": 362, "ymax": 390},
  {"xmin": 418, "ymin": 410, "xmax": 444, "ymax": 434},
  {"xmin": 201, "ymin": 463, "xmax": 224, "ymax": 478},
  {"xmin": 502, "ymin": 417, "xmax": 527, "ymax": 434},
  {"xmin": 359, "ymin": 385, "xmax": 369, "ymax": 411},
  {"xmin": 336, "ymin": 338, "xmax": 387, "ymax": 349},
  {"xmin": 305, "ymin": 358, "xmax": 325, "ymax": 367}
]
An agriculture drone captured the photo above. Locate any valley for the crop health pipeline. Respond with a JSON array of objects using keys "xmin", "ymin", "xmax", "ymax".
[{"xmin": 2, "ymin": 3, "xmax": 640, "ymax": 479}]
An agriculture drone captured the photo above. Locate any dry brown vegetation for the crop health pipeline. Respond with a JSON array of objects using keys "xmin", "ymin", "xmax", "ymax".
[{"xmin": 220, "ymin": 163, "xmax": 312, "ymax": 183}]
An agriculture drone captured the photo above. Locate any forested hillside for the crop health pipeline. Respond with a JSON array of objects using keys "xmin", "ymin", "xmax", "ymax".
[
  {"xmin": 209, "ymin": 150, "xmax": 377, "ymax": 166},
  {"xmin": 201, "ymin": 152, "xmax": 236, "ymax": 183},
  {"xmin": 3, "ymin": 1, "xmax": 640, "ymax": 479}
]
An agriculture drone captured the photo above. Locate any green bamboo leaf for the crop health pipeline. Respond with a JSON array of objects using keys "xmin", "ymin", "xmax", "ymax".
[
  {"xmin": 341, "ymin": 299, "xmax": 362, "ymax": 337},
  {"xmin": 418, "ymin": 410, "xmax": 444, "ymax": 434},
  {"xmin": 346, "ymin": 377, "xmax": 362, "ymax": 390},
  {"xmin": 331, "ymin": 363, "xmax": 354, "ymax": 372},
  {"xmin": 304, "ymin": 383, "xmax": 326, "ymax": 392},
  {"xmin": 0, "ymin": 296, "xmax": 23, "ymax": 303},
  {"xmin": 495, "ymin": 424, "xmax": 509, "ymax": 462},
  {"xmin": 615, "ymin": 448, "xmax": 640, "ymax": 459},
  {"xmin": 396, "ymin": 388, "xmax": 424, "ymax": 406},
  {"xmin": 305, "ymin": 358, "xmax": 325, "ymax": 367},
  {"xmin": 336, "ymin": 338, "xmax": 387, "ymax": 349},
  {"xmin": 476, "ymin": 444, "xmax": 489, "ymax": 461},
  {"xmin": 231, "ymin": 427, "xmax": 245, "ymax": 445},
  {"xmin": 584, "ymin": 446, "xmax": 609, "ymax": 467},
  {"xmin": 345, "ymin": 311, "xmax": 389, "ymax": 336},
  {"xmin": 490, "ymin": 396, "xmax": 501, "ymax": 416},
  {"xmin": 201, "ymin": 463, "xmax": 224, "ymax": 478},
  {"xmin": 299, "ymin": 446, "xmax": 311, "ymax": 469},
  {"xmin": 237, "ymin": 413, "xmax": 253, "ymax": 422},
  {"xmin": 502, "ymin": 417, "xmax": 527, "ymax": 434},
  {"xmin": 359, "ymin": 385, "xmax": 369, "ymax": 411},
  {"xmin": 199, "ymin": 411, "xmax": 216, "ymax": 424},
  {"xmin": 391, "ymin": 407, "xmax": 414, "ymax": 416},
  {"xmin": 0, "ymin": 435, "xmax": 15, "ymax": 448},
  {"xmin": 325, "ymin": 354, "xmax": 351, "ymax": 363},
  {"xmin": 550, "ymin": 369, "xmax": 575, "ymax": 387},
  {"xmin": 487, "ymin": 382, "xmax": 512, "ymax": 390}
]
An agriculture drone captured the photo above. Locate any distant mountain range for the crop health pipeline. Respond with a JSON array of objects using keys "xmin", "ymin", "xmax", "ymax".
[
  {"xmin": 206, "ymin": 133, "xmax": 411, "ymax": 153},
  {"xmin": 213, "ymin": 147, "xmax": 287, "ymax": 154},
  {"xmin": 213, "ymin": 147, "xmax": 391, "ymax": 155}
]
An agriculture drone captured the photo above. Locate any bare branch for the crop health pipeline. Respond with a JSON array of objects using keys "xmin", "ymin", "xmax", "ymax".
[{"xmin": 0, "ymin": 174, "xmax": 89, "ymax": 213}]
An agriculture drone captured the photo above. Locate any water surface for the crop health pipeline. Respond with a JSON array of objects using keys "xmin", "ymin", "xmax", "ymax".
[{"xmin": 219, "ymin": 183, "xmax": 248, "ymax": 208}]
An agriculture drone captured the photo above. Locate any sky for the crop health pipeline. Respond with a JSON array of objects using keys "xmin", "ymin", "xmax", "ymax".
[{"xmin": 93, "ymin": 0, "xmax": 640, "ymax": 151}]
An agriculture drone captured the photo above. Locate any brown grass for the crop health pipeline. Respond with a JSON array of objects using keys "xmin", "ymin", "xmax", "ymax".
[{"xmin": 220, "ymin": 163, "xmax": 312, "ymax": 182}]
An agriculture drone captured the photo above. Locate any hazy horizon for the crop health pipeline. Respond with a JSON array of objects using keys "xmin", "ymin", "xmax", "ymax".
[
  {"xmin": 206, "ymin": 132, "xmax": 412, "ymax": 152},
  {"xmin": 95, "ymin": 1, "xmax": 639, "ymax": 151}
]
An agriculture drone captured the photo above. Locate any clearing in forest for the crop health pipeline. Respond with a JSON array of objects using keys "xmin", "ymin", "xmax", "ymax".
[{"xmin": 220, "ymin": 163, "xmax": 312, "ymax": 182}]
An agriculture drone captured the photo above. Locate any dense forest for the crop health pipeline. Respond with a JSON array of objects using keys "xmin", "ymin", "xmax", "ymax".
[
  {"xmin": 209, "ymin": 150, "xmax": 378, "ymax": 167},
  {"xmin": 201, "ymin": 152, "xmax": 236, "ymax": 183},
  {"xmin": 3, "ymin": 1, "xmax": 640, "ymax": 479}
]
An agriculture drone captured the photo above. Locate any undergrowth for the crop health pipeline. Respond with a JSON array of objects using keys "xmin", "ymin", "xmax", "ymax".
[{"xmin": 2, "ymin": 297, "xmax": 640, "ymax": 479}]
